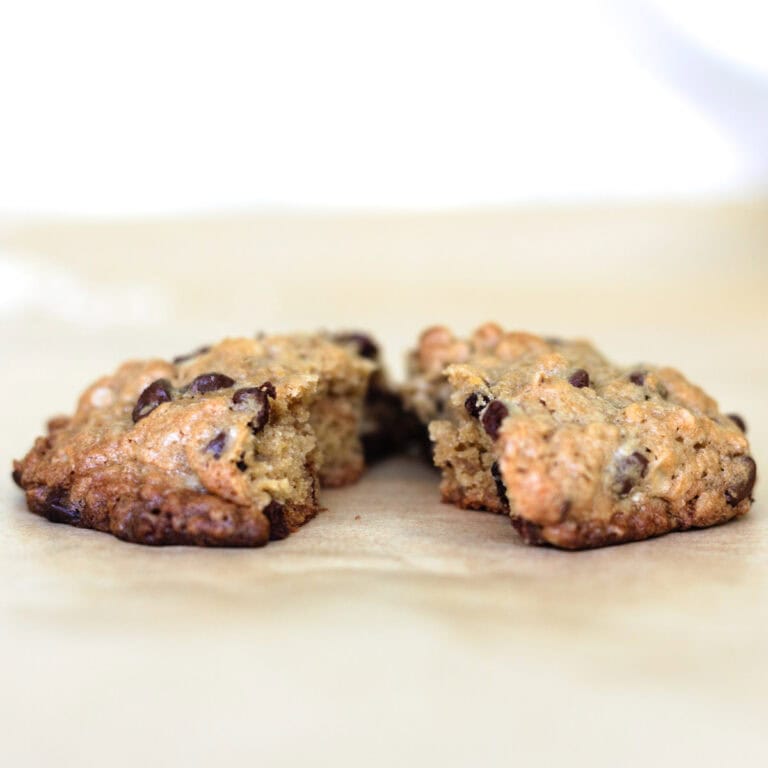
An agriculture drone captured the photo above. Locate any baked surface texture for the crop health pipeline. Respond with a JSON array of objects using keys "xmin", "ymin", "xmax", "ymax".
[
  {"xmin": 403, "ymin": 323, "xmax": 756, "ymax": 549},
  {"xmin": 13, "ymin": 334, "xmax": 375, "ymax": 546}
]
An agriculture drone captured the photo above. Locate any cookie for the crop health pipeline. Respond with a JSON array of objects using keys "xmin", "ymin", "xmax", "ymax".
[
  {"xmin": 403, "ymin": 323, "xmax": 756, "ymax": 549},
  {"xmin": 13, "ymin": 334, "xmax": 376, "ymax": 546}
]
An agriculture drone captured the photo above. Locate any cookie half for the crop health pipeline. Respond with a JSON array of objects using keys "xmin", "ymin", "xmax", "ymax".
[
  {"xmin": 13, "ymin": 334, "xmax": 376, "ymax": 546},
  {"xmin": 403, "ymin": 323, "xmax": 756, "ymax": 549}
]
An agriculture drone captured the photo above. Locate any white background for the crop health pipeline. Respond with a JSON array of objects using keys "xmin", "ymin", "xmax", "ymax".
[{"xmin": 1, "ymin": 0, "xmax": 767, "ymax": 215}]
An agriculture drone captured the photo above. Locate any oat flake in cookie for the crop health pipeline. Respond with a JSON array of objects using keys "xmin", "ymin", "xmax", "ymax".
[
  {"xmin": 12, "ymin": 334, "xmax": 377, "ymax": 546},
  {"xmin": 403, "ymin": 323, "xmax": 756, "ymax": 550}
]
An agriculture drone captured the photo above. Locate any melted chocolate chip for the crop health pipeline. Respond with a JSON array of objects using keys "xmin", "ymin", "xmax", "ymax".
[
  {"xmin": 12, "ymin": 468, "xmax": 23, "ymax": 488},
  {"xmin": 187, "ymin": 372, "xmax": 236, "ymax": 395},
  {"xmin": 232, "ymin": 387, "xmax": 270, "ymax": 433},
  {"xmin": 236, "ymin": 459, "xmax": 248, "ymax": 472},
  {"xmin": 727, "ymin": 413, "xmax": 747, "ymax": 433},
  {"xmin": 725, "ymin": 456, "xmax": 756, "ymax": 507},
  {"xmin": 42, "ymin": 488, "xmax": 81, "ymax": 524},
  {"xmin": 481, "ymin": 400, "xmax": 509, "ymax": 440},
  {"xmin": 464, "ymin": 392, "xmax": 490, "ymax": 419},
  {"xmin": 205, "ymin": 431, "xmax": 227, "ymax": 459},
  {"xmin": 263, "ymin": 500, "xmax": 290, "ymax": 539},
  {"xmin": 614, "ymin": 451, "xmax": 649, "ymax": 496},
  {"xmin": 233, "ymin": 387, "xmax": 265, "ymax": 406},
  {"xmin": 568, "ymin": 369, "xmax": 590, "ymax": 388},
  {"xmin": 490, "ymin": 461, "xmax": 509, "ymax": 509},
  {"xmin": 132, "ymin": 379, "xmax": 173, "ymax": 423},
  {"xmin": 259, "ymin": 381, "xmax": 277, "ymax": 399},
  {"xmin": 334, "ymin": 332, "xmax": 379, "ymax": 360},
  {"xmin": 172, "ymin": 345, "xmax": 211, "ymax": 364},
  {"xmin": 629, "ymin": 371, "xmax": 646, "ymax": 386},
  {"xmin": 510, "ymin": 516, "xmax": 545, "ymax": 545},
  {"xmin": 249, "ymin": 411, "xmax": 269, "ymax": 434}
]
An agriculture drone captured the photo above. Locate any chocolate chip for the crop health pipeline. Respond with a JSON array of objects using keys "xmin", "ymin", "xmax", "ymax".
[
  {"xmin": 481, "ymin": 400, "xmax": 509, "ymax": 440},
  {"xmin": 568, "ymin": 369, "xmax": 590, "ymax": 388},
  {"xmin": 132, "ymin": 378, "xmax": 173, "ymax": 423},
  {"xmin": 233, "ymin": 387, "xmax": 264, "ymax": 406},
  {"xmin": 249, "ymin": 411, "xmax": 269, "ymax": 434},
  {"xmin": 172, "ymin": 345, "xmax": 211, "ymax": 364},
  {"xmin": 464, "ymin": 392, "xmax": 490, "ymax": 419},
  {"xmin": 259, "ymin": 381, "xmax": 277, "ymax": 399},
  {"xmin": 614, "ymin": 451, "xmax": 649, "ymax": 496},
  {"xmin": 490, "ymin": 461, "xmax": 509, "ymax": 509},
  {"xmin": 43, "ymin": 488, "xmax": 81, "ymax": 524},
  {"xmin": 334, "ymin": 332, "xmax": 379, "ymax": 360},
  {"xmin": 187, "ymin": 372, "xmax": 236, "ymax": 395},
  {"xmin": 236, "ymin": 459, "xmax": 248, "ymax": 472},
  {"xmin": 725, "ymin": 456, "xmax": 756, "ymax": 507},
  {"xmin": 727, "ymin": 413, "xmax": 747, "ymax": 433},
  {"xmin": 205, "ymin": 431, "xmax": 227, "ymax": 459},
  {"xmin": 263, "ymin": 500, "xmax": 290, "ymax": 540},
  {"xmin": 510, "ymin": 516, "xmax": 545, "ymax": 545},
  {"xmin": 629, "ymin": 371, "xmax": 646, "ymax": 386},
  {"xmin": 232, "ymin": 387, "xmax": 270, "ymax": 433},
  {"xmin": 12, "ymin": 468, "xmax": 23, "ymax": 488}
]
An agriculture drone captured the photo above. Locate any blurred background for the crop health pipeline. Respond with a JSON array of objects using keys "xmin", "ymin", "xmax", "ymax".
[
  {"xmin": 1, "ymin": 0, "xmax": 767, "ymax": 214},
  {"xmin": 2, "ymin": 0, "xmax": 767, "ymax": 404},
  {"xmin": 2, "ymin": 2, "xmax": 767, "ymax": 767}
]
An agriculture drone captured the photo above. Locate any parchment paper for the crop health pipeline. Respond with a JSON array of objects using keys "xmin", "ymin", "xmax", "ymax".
[{"xmin": 2, "ymin": 204, "xmax": 766, "ymax": 767}]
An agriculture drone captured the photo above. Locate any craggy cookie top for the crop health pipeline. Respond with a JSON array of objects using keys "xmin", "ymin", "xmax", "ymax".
[
  {"xmin": 14, "ymin": 334, "xmax": 374, "ymax": 546},
  {"xmin": 409, "ymin": 323, "xmax": 756, "ymax": 548}
]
